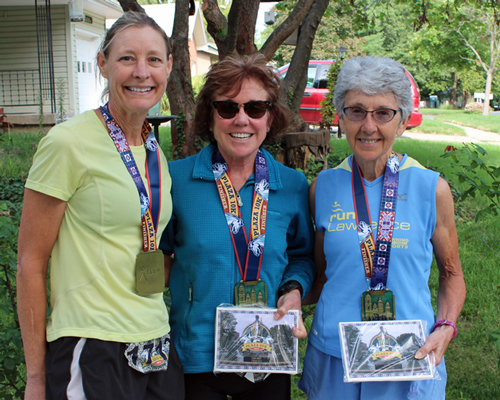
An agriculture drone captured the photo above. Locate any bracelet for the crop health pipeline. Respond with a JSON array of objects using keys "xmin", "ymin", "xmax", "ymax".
[
  {"xmin": 277, "ymin": 280, "xmax": 303, "ymax": 298},
  {"xmin": 431, "ymin": 319, "xmax": 457, "ymax": 341}
]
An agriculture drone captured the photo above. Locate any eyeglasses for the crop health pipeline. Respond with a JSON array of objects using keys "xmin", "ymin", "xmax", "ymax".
[
  {"xmin": 212, "ymin": 100, "xmax": 272, "ymax": 119},
  {"xmin": 343, "ymin": 107, "xmax": 401, "ymax": 123}
]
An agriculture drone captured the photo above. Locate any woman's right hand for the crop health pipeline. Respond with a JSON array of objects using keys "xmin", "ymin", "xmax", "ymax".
[{"xmin": 17, "ymin": 189, "xmax": 67, "ymax": 400}]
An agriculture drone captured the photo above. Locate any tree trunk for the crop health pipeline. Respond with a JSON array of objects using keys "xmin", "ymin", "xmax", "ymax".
[
  {"xmin": 462, "ymin": 91, "xmax": 469, "ymax": 109},
  {"xmin": 204, "ymin": 0, "xmax": 261, "ymax": 58},
  {"xmin": 482, "ymin": 69, "xmax": 493, "ymax": 116},
  {"xmin": 232, "ymin": 0, "xmax": 259, "ymax": 56},
  {"xmin": 116, "ymin": 0, "xmax": 145, "ymax": 13},
  {"xmin": 279, "ymin": 0, "xmax": 330, "ymax": 132},
  {"xmin": 450, "ymin": 71, "xmax": 457, "ymax": 108},
  {"xmin": 167, "ymin": 0, "xmax": 197, "ymax": 158}
]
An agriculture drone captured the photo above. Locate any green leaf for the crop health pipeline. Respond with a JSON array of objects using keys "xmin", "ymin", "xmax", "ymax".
[{"xmin": 3, "ymin": 358, "xmax": 15, "ymax": 370}]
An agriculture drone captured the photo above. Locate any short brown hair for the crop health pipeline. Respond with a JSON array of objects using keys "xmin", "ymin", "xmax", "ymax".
[{"xmin": 195, "ymin": 53, "xmax": 289, "ymax": 144}]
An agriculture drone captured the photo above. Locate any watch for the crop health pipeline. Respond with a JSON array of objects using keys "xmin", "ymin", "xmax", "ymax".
[{"xmin": 277, "ymin": 280, "xmax": 303, "ymax": 298}]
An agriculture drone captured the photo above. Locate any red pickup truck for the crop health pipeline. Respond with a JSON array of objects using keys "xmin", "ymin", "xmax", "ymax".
[{"xmin": 277, "ymin": 60, "xmax": 423, "ymax": 129}]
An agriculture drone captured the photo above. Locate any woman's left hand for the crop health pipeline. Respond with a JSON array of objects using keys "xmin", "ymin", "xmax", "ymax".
[
  {"xmin": 274, "ymin": 289, "xmax": 307, "ymax": 338},
  {"xmin": 415, "ymin": 324, "xmax": 455, "ymax": 365}
]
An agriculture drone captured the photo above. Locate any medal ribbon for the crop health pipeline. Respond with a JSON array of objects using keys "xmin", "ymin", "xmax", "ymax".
[
  {"xmin": 213, "ymin": 148, "xmax": 269, "ymax": 281},
  {"xmin": 100, "ymin": 103, "xmax": 162, "ymax": 252},
  {"xmin": 351, "ymin": 153, "xmax": 400, "ymax": 290}
]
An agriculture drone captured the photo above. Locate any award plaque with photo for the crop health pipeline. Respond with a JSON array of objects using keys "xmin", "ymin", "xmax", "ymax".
[
  {"xmin": 214, "ymin": 306, "xmax": 299, "ymax": 374},
  {"xmin": 339, "ymin": 320, "xmax": 438, "ymax": 382}
]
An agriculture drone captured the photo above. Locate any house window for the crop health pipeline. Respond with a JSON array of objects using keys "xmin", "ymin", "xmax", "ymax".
[
  {"xmin": 82, "ymin": 62, "xmax": 86, "ymax": 73},
  {"xmin": 77, "ymin": 61, "xmax": 80, "ymax": 72},
  {"xmin": 88, "ymin": 62, "xmax": 92, "ymax": 73}
]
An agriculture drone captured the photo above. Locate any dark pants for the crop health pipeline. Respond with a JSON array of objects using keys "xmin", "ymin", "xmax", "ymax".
[
  {"xmin": 46, "ymin": 337, "xmax": 185, "ymax": 400},
  {"xmin": 184, "ymin": 372, "xmax": 291, "ymax": 400}
]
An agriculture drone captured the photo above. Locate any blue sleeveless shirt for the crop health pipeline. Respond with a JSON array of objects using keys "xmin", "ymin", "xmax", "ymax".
[{"xmin": 309, "ymin": 154, "xmax": 439, "ymax": 357}]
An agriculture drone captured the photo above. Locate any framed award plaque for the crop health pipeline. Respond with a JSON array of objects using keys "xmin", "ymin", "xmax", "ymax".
[
  {"xmin": 214, "ymin": 306, "xmax": 299, "ymax": 374},
  {"xmin": 338, "ymin": 319, "xmax": 438, "ymax": 382}
]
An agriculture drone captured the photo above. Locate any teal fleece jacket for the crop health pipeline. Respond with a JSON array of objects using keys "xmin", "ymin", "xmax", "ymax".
[{"xmin": 159, "ymin": 144, "xmax": 315, "ymax": 373}]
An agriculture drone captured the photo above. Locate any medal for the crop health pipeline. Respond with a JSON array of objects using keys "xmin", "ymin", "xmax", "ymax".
[
  {"xmin": 101, "ymin": 104, "xmax": 164, "ymax": 297},
  {"xmin": 352, "ymin": 154, "xmax": 400, "ymax": 321},
  {"xmin": 361, "ymin": 289, "xmax": 395, "ymax": 321},
  {"xmin": 135, "ymin": 250, "xmax": 165, "ymax": 296},
  {"xmin": 234, "ymin": 279, "xmax": 268, "ymax": 306}
]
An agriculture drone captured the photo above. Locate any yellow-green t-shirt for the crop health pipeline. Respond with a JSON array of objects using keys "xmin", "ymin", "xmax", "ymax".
[{"xmin": 25, "ymin": 110, "xmax": 172, "ymax": 343}]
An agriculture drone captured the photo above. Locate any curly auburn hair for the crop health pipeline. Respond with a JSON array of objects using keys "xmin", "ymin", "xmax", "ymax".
[{"xmin": 194, "ymin": 53, "xmax": 289, "ymax": 145}]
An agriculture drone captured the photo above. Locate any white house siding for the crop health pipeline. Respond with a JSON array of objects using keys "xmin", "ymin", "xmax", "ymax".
[
  {"xmin": 51, "ymin": 5, "xmax": 72, "ymax": 116},
  {"xmin": 0, "ymin": 5, "xmax": 70, "ymax": 115},
  {"xmin": 0, "ymin": 6, "xmax": 39, "ymax": 114},
  {"xmin": 69, "ymin": 21, "xmax": 79, "ymax": 115},
  {"xmin": 196, "ymin": 52, "xmax": 214, "ymax": 77},
  {"xmin": 0, "ymin": 5, "xmax": 106, "ymax": 118},
  {"xmin": 73, "ymin": 10, "xmax": 106, "ymax": 114}
]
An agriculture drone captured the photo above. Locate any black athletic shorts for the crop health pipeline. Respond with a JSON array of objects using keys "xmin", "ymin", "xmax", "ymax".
[
  {"xmin": 184, "ymin": 372, "xmax": 291, "ymax": 400},
  {"xmin": 45, "ymin": 337, "xmax": 184, "ymax": 400}
]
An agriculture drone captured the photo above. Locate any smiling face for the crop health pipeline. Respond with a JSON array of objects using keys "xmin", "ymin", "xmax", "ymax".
[
  {"xmin": 97, "ymin": 26, "xmax": 172, "ymax": 120},
  {"xmin": 339, "ymin": 90, "xmax": 410, "ymax": 180},
  {"xmin": 211, "ymin": 78, "xmax": 273, "ymax": 167}
]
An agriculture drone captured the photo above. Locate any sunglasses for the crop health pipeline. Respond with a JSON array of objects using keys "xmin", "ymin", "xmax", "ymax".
[{"xmin": 212, "ymin": 100, "xmax": 272, "ymax": 119}]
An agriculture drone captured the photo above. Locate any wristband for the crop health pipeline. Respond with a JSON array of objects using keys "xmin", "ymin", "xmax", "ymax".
[
  {"xmin": 431, "ymin": 319, "xmax": 457, "ymax": 341},
  {"xmin": 277, "ymin": 280, "xmax": 303, "ymax": 298}
]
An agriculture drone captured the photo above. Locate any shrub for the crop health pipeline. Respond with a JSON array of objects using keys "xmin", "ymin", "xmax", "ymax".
[
  {"xmin": 439, "ymin": 103, "xmax": 456, "ymax": 110},
  {"xmin": 319, "ymin": 62, "xmax": 341, "ymax": 131},
  {"xmin": 0, "ymin": 200, "xmax": 26, "ymax": 399},
  {"xmin": 464, "ymin": 101, "xmax": 485, "ymax": 114},
  {"xmin": 441, "ymin": 143, "xmax": 500, "ymax": 220}
]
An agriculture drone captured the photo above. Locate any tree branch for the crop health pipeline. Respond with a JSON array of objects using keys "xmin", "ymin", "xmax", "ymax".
[
  {"xmin": 454, "ymin": 28, "xmax": 488, "ymax": 72},
  {"xmin": 202, "ymin": 0, "xmax": 228, "ymax": 58},
  {"xmin": 279, "ymin": 0, "xmax": 330, "ymax": 120},
  {"xmin": 167, "ymin": 0, "xmax": 196, "ymax": 157},
  {"xmin": 116, "ymin": 0, "xmax": 145, "ymax": 13},
  {"xmin": 235, "ymin": 0, "xmax": 260, "ymax": 55},
  {"xmin": 224, "ymin": 0, "xmax": 245, "ymax": 56},
  {"xmin": 260, "ymin": 0, "xmax": 315, "ymax": 61}
]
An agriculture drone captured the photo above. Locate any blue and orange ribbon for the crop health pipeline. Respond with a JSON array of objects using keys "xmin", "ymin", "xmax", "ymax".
[
  {"xmin": 100, "ymin": 104, "xmax": 162, "ymax": 252},
  {"xmin": 213, "ymin": 149, "xmax": 269, "ymax": 281},
  {"xmin": 351, "ymin": 153, "xmax": 399, "ymax": 290}
]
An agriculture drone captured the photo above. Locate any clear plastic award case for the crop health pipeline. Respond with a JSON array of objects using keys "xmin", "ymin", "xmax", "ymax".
[
  {"xmin": 214, "ymin": 306, "xmax": 299, "ymax": 374},
  {"xmin": 339, "ymin": 319, "xmax": 438, "ymax": 382}
]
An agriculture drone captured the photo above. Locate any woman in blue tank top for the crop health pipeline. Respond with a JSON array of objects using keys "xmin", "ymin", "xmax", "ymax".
[{"xmin": 299, "ymin": 56, "xmax": 466, "ymax": 400}]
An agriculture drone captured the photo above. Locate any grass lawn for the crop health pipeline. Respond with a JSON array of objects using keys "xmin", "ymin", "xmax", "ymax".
[
  {"xmin": 410, "ymin": 117, "xmax": 467, "ymax": 136},
  {"xmin": 420, "ymin": 109, "xmax": 465, "ymax": 116},
  {"xmin": 2, "ymin": 129, "xmax": 499, "ymax": 399},
  {"xmin": 420, "ymin": 108, "xmax": 500, "ymax": 134},
  {"xmin": 434, "ymin": 216, "xmax": 500, "ymax": 399}
]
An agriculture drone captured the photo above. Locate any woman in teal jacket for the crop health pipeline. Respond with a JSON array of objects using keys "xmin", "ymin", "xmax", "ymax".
[{"xmin": 160, "ymin": 53, "xmax": 315, "ymax": 400}]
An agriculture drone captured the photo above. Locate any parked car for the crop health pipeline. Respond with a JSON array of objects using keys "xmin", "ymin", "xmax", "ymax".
[{"xmin": 277, "ymin": 60, "xmax": 423, "ymax": 129}]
